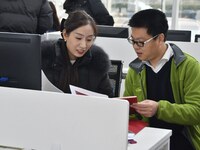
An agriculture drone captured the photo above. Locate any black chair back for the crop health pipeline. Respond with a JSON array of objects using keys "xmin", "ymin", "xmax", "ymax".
[{"xmin": 108, "ymin": 60, "xmax": 123, "ymax": 97}]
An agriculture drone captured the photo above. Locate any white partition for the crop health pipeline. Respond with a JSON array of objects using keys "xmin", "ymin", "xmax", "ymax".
[
  {"xmin": 0, "ymin": 87, "xmax": 129, "ymax": 150},
  {"xmin": 174, "ymin": 41, "xmax": 200, "ymax": 61},
  {"xmin": 95, "ymin": 37, "xmax": 135, "ymax": 71},
  {"xmin": 43, "ymin": 32, "xmax": 200, "ymax": 96},
  {"xmin": 95, "ymin": 37, "xmax": 200, "ymax": 70},
  {"xmin": 43, "ymin": 32, "xmax": 200, "ymax": 70}
]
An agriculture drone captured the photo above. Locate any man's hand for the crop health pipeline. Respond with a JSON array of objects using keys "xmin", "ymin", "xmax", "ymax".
[{"xmin": 131, "ymin": 100, "xmax": 159, "ymax": 117}]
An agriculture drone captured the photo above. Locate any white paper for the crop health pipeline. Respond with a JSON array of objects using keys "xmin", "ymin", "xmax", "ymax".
[
  {"xmin": 41, "ymin": 71, "xmax": 63, "ymax": 93},
  {"xmin": 128, "ymin": 131, "xmax": 135, "ymax": 140}
]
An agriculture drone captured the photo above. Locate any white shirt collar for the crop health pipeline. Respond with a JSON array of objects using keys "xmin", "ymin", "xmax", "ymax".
[{"xmin": 70, "ymin": 60, "xmax": 76, "ymax": 64}]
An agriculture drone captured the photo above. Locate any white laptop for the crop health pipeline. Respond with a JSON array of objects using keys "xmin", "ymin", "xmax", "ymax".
[{"xmin": 0, "ymin": 87, "xmax": 129, "ymax": 150}]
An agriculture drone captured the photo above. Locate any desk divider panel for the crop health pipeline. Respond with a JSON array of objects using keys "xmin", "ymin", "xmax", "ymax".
[{"xmin": 0, "ymin": 87, "xmax": 129, "ymax": 150}]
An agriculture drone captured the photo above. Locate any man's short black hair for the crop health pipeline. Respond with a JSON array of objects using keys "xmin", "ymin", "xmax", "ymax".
[{"xmin": 128, "ymin": 9, "xmax": 168, "ymax": 39}]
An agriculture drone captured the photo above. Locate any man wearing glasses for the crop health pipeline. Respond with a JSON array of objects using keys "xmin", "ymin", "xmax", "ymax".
[{"xmin": 124, "ymin": 9, "xmax": 200, "ymax": 150}]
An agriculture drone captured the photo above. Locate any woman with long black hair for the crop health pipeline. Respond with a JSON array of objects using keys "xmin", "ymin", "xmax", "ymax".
[{"xmin": 41, "ymin": 10, "xmax": 114, "ymax": 97}]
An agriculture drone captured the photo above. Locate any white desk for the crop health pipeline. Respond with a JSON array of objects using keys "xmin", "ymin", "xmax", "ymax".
[{"xmin": 128, "ymin": 127, "xmax": 172, "ymax": 150}]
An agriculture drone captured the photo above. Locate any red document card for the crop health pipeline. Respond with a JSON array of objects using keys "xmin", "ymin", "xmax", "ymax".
[
  {"xmin": 118, "ymin": 96, "xmax": 138, "ymax": 104},
  {"xmin": 116, "ymin": 96, "xmax": 138, "ymax": 113}
]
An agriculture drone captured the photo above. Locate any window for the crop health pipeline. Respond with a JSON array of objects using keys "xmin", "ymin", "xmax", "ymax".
[{"xmin": 52, "ymin": 0, "xmax": 200, "ymax": 42}]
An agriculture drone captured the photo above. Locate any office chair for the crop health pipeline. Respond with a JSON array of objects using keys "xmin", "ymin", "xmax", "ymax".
[{"xmin": 108, "ymin": 60, "xmax": 123, "ymax": 97}]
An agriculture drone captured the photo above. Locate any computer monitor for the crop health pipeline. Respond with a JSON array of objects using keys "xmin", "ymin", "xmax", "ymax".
[
  {"xmin": 96, "ymin": 25, "xmax": 129, "ymax": 38},
  {"xmin": 0, "ymin": 32, "xmax": 41, "ymax": 90},
  {"xmin": 166, "ymin": 30, "xmax": 191, "ymax": 42},
  {"xmin": 195, "ymin": 34, "xmax": 200, "ymax": 42}
]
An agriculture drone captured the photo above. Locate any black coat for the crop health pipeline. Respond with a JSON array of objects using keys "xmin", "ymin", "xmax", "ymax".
[
  {"xmin": 63, "ymin": 0, "xmax": 114, "ymax": 26},
  {"xmin": 41, "ymin": 39, "xmax": 114, "ymax": 97},
  {"xmin": 0, "ymin": 0, "xmax": 53, "ymax": 34}
]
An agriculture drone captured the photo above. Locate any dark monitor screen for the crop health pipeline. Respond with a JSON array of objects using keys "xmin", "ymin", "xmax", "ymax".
[
  {"xmin": 195, "ymin": 34, "xmax": 200, "ymax": 42},
  {"xmin": 0, "ymin": 32, "xmax": 41, "ymax": 90},
  {"xmin": 166, "ymin": 30, "xmax": 191, "ymax": 42},
  {"xmin": 96, "ymin": 25, "xmax": 129, "ymax": 38}
]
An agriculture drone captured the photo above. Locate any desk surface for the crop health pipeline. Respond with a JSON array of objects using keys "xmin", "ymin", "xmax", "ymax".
[{"xmin": 128, "ymin": 127, "xmax": 172, "ymax": 150}]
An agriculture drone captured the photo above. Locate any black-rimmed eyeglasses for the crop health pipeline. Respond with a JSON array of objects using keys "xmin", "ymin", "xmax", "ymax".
[{"xmin": 127, "ymin": 34, "xmax": 159, "ymax": 47}]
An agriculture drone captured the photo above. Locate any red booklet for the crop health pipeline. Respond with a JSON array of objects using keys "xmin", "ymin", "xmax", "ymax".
[
  {"xmin": 113, "ymin": 96, "xmax": 138, "ymax": 113},
  {"xmin": 117, "ymin": 96, "xmax": 138, "ymax": 104}
]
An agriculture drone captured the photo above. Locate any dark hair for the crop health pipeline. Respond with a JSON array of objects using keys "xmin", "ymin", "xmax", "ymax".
[
  {"xmin": 61, "ymin": 10, "xmax": 97, "ymax": 37},
  {"xmin": 49, "ymin": 1, "xmax": 61, "ymax": 31},
  {"xmin": 128, "ymin": 9, "xmax": 168, "ymax": 41},
  {"xmin": 63, "ymin": 0, "xmax": 87, "ymax": 13}
]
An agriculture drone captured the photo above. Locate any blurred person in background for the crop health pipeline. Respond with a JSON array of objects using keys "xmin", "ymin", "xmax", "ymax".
[
  {"xmin": 0, "ymin": 0, "xmax": 53, "ymax": 34},
  {"xmin": 63, "ymin": 0, "xmax": 114, "ymax": 26},
  {"xmin": 48, "ymin": 1, "xmax": 60, "ymax": 32}
]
